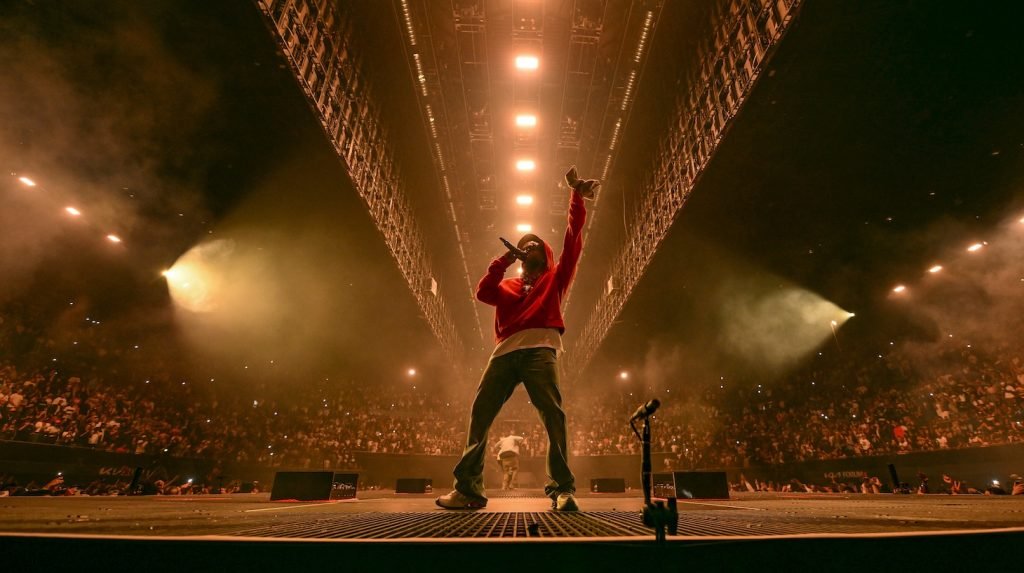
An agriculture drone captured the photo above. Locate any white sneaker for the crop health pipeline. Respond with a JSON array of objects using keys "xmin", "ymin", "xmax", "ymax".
[
  {"xmin": 554, "ymin": 492, "xmax": 579, "ymax": 512},
  {"xmin": 435, "ymin": 490, "xmax": 487, "ymax": 510}
]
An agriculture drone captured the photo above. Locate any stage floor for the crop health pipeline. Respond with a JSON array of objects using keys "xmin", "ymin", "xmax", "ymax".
[{"xmin": 2, "ymin": 490, "xmax": 1024, "ymax": 540}]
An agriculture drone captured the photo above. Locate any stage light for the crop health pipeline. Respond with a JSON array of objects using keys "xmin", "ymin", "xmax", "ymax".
[
  {"xmin": 847, "ymin": 312, "xmax": 856, "ymax": 318},
  {"xmin": 517, "ymin": 267, "xmax": 524, "ymax": 275},
  {"xmin": 516, "ymin": 159, "xmax": 535, "ymax": 171},
  {"xmin": 967, "ymin": 243, "xmax": 984, "ymax": 252},
  {"xmin": 516, "ymin": 195, "xmax": 534, "ymax": 205},
  {"xmin": 928, "ymin": 265, "xmax": 943, "ymax": 273},
  {"xmin": 65, "ymin": 207, "xmax": 81, "ymax": 216},
  {"xmin": 893, "ymin": 285, "xmax": 906, "ymax": 293},
  {"xmin": 516, "ymin": 223, "xmax": 532, "ymax": 232},
  {"xmin": 619, "ymin": 371, "xmax": 629, "ymax": 380},
  {"xmin": 515, "ymin": 114, "xmax": 537, "ymax": 127},
  {"xmin": 407, "ymin": 368, "xmax": 417, "ymax": 376},
  {"xmin": 515, "ymin": 55, "xmax": 539, "ymax": 70},
  {"xmin": 106, "ymin": 234, "xmax": 122, "ymax": 243},
  {"xmin": 18, "ymin": 176, "xmax": 36, "ymax": 187}
]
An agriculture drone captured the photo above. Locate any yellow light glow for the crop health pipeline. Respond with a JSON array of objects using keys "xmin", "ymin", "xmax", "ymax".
[
  {"xmin": 517, "ymin": 267, "xmax": 524, "ymax": 275},
  {"xmin": 516, "ymin": 195, "xmax": 534, "ymax": 205},
  {"xmin": 65, "ymin": 207, "xmax": 81, "ymax": 216},
  {"xmin": 967, "ymin": 243, "xmax": 983, "ymax": 252},
  {"xmin": 893, "ymin": 285, "xmax": 906, "ymax": 293},
  {"xmin": 516, "ymin": 159, "xmax": 535, "ymax": 171},
  {"xmin": 516, "ymin": 223, "xmax": 532, "ymax": 232},
  {"xmin": 515, "ymin": 114, "xmax": 537, "ymax": 127},
  {"xmin": 515, "ymin": 55, "xmax": 539, "ymax": 70},
  {"xmin": 162, "ymin": 258, "xmax": 215, "ymax": 313},
  {"xmin": 106, "ymin": 234, "xmax": 122, "ymax": 243},
  {"xmin": 407, "ymin": 368, "xmax": 416, "ymax": 376},
  {"xmin": 619, "ymin": 371, "xmax": 629, "ymax": 380},
  {"xmin": 18, "ymin": 176, "xmax": 36, "ymax": 187},
  {"xmin": 928, "ymin": 265, "xmax": 943, "ymax": 273}
]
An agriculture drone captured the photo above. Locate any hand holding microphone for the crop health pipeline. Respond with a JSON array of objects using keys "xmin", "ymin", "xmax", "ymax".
[{"xmin": 500, "ymin": 237, "xmax": 528, "ymax": 261}]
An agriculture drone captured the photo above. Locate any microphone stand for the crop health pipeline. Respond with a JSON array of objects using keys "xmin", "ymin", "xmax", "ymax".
[{"xmin": 631, "ymin": 415, "xmax": 678, "ymax": 542}]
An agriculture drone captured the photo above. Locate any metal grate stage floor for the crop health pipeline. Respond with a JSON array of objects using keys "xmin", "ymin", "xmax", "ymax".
[
  {"xmin": 2, "ymin": 490, "xmax": 1024, "ymax": 540},
  {"xmin": 5, "ymin": 492, "xmax": 1024, "ymax": 570}
]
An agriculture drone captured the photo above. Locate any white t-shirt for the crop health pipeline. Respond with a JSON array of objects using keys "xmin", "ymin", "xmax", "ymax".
[
  {"xmin": 495, "ymin": 435, "xmax": 524, "ymax": 457},
  {"xmin": 490, "ymin": 327, "xmax": 562, "ymax": 359}
]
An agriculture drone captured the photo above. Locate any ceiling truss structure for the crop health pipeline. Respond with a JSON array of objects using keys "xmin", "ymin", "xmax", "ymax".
[
  {"xmin": 394, "ymin": 0, "xmax": 667, "ymax": 353},
  {"xmin": 394, "ymin": 0, "xmax": 487, "ymax": 344},
  {"xmin": 565, "ymin": 0, "xmax": 804, "ymax": 378},
  {"xmin": 255, "ymin": 0, "xmax": 465, "ymax": 372}
]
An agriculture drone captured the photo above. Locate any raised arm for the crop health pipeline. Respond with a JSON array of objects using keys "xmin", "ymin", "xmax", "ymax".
[{"xmin": 555, "ymin": 188, "xmax": 587, "ymax": 291}]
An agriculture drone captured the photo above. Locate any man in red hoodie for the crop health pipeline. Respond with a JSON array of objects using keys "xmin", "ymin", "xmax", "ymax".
[{"xmin": 437, "ymin": 167, "xmax": 598, "ymax": 511}]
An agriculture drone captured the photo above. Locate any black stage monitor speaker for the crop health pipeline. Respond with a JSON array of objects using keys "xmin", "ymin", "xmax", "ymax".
[
  {"xmin": 590, "ymin": 478, "xmax": 626, "ymax": 493},
  {"xmin": 331, "ymin": 473, "xmax": 359, "ymax": 500},
  {"xmin": 669, "ymin": 471, "xmax": 729, "ymax": 499},
  {"xmin": 652, "ymin": 473, "xmax": 676, "ymax": 499},
  {"xmin": 270, "ymin": 471, "xmax": 360, "ymax": 501},
  {"xmin": 395, "ymin": 478, "xmax": 432, "ymax": 494}
]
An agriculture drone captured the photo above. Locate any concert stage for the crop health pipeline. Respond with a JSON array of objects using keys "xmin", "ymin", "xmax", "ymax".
[{"xmin": 2, "ymin": 490, "xmax": 1023, "ymax": 569}]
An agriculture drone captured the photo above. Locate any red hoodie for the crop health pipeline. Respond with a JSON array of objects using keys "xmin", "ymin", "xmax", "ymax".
[{"xmin": 475, "ymin": 190, "xmax": 586, "ymax": 343}]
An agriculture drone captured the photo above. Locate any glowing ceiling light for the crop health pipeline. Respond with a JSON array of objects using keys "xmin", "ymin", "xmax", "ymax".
[
  {"xmin": 106, "ymin": 234, "xmax": 122, "ymax": 243},
  {"xmin": 515, "ymin": 55, "xmax": 539, "ymax": 70},
  {"xmin": 928, "ymin": 265, "xmax": 943, "ymax": 273},
  {"xmin": 892, "ymin": 285, "xmax": 906, "ymax": 293},
  {"xmin": 516, "ymin": 159, "xmax": 535, "ymax": 171},
  {"xmin": 967, "ymin": 243, "xmax": 984, "ymax": 252},
  {"xmin": 619, "ymin": 371, "xmax": 629, "ymax": 380},
  {"xmin": 516, "ymin": 223, "xmax": 532, "ymax": 232},
  {"xmin": 18, "ymin": 176, "xmax": 36, "ymax": 187},
  {"xmin": 515, "ymin": 114, "xmax": 537, "ymax": 127},
  {"xmin": 407, "ymin": 368, "xmax": 417, "ymax": 376},
  {"xmin": 65, "ymin": 207, "xmax": 81, "ymax": 216},
  {"xmin": 516, "ymin": 195, "xmax": 534, "ymax": 205}
]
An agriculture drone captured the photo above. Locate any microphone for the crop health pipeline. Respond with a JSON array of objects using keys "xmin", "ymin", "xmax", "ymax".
[
  {"xmin": 630, "ymin": 399, "xmax": 661, "ymax": 422},
  {"xmin": 499, "ymin": 237, "xmax": 528, "ymax": 261}
]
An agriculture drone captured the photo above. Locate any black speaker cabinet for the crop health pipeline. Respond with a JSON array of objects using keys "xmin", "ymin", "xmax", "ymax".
[
  {"xmin": 590, "ymin": 478, "xmax": 626, "ymax": 493},
  {"xmin": 331, "ymin": 473, "xmax": 359, "ymax": 500},
  {"xmin": 270, "ymin": 471, "xmax": 359, "ymax": 501},
  {"xmin": 652, "ymin": 473, "xmax": 676, "ymax": 498},
  {"xmin": 669, "ymin": 471, "xmax": 729, "ymax": 499},
  {"xmin": 395, "ymin": 478, "xmax": 432, "ymax": 493}
]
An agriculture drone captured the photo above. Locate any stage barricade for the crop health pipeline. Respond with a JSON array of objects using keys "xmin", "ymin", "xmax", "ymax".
[{"xmin": 3, "ymin": 440, "xmax": 1024, "ymax": 492}]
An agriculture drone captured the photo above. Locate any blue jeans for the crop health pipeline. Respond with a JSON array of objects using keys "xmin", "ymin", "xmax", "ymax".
[{"xmin": 453, "ymin": 348, "xmax": 575, "ymax": 500}]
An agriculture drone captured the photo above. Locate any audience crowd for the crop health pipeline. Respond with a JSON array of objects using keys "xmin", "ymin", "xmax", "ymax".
[{"xmin": 2, "ymin": 304, "xmax": 1023, "ymax": 497}]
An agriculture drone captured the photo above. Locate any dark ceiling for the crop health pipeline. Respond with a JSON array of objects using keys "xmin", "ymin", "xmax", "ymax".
[{"xmin": 1, "ymin": 0, "xmax": 1022, "ymax": 393}]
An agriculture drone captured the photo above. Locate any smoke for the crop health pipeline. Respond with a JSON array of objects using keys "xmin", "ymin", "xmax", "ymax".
[
  {"xmin": 0, "ymin": 2, "xmax": 216, "ymax": 303},
  {"xmin": 717, "ymin": 279, "xmax": 851, "ymax": 371},
  {"xmin": 897, "ymin": 213, "xmax": 1024, "ymax": 370}
]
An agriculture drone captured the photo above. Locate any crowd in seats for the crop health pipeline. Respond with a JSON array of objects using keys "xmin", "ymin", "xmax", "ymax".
[{"xmin": 2, "ymin": 303, "xmax": 1023, "ymax": 479}]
